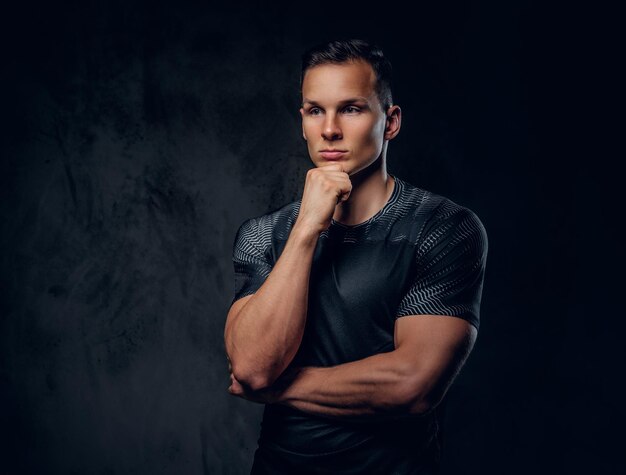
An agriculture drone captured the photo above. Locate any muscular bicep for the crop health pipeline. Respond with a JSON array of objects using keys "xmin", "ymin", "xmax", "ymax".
[
  {"xmin": 225, "ymin": 216, "xmax": 273, "ymax": 353},
  {"xmin": 224, "ymin": 294, "xmax": 254, "ymax": 336},
  {"xmin": 393, "ymin": 314, "xmax": 477, "ymax": 413}
]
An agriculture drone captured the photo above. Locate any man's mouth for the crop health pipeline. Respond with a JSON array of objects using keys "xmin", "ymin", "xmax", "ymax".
[{"xmin": 320, "ymin": 150, "xmax": 347, "ymax": 160}]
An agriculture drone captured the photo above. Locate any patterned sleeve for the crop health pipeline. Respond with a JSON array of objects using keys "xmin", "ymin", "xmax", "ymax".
[
  {"xmin": 231, "ymin": 217, "xmax": 273, "ymax": 306},
  {"xmin": 395, "ymin": 205, "xmax": 488, "ymax": 330}
]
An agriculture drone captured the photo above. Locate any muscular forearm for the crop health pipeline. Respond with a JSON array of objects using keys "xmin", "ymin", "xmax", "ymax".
[
  {"xmin": 225, "ymin": 222, "xmax": 319, "ymax": 390},
  {"xmin": 276, "ymin": 350, "xmax": 429, "ymax": 421}
]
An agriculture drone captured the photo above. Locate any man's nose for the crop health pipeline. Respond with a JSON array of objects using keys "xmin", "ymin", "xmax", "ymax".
[{"xmin": 322, "ymin": 113, "xmax": 342, "ymax": 140}]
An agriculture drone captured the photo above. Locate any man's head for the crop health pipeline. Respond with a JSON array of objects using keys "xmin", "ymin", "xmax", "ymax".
[
  {"xmin": 299, "ymin": 39, "xmax": 401, "ymax": 176},
  {"xmin": 300, "ymin": 39, "xmax": 393, "ymax": 114}
]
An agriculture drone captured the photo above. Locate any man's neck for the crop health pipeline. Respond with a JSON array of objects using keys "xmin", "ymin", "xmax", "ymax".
[{"xmin": 332, "ymin": 164, "xmax": 395, "ymax": 226}]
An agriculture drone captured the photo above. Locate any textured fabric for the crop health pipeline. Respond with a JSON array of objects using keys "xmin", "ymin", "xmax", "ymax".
[
  {"xmin": 230, "ymin": 174, "xmax": 488, "ymax": 473},
  {"xmin": 250, "ymin": 416, "xmax": 441, "ymax": 475}
]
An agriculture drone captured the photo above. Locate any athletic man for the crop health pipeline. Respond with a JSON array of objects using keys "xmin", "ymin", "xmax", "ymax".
[{"xmin": 224, "ymin": 39, "xmax": 488, "ymax": 474}]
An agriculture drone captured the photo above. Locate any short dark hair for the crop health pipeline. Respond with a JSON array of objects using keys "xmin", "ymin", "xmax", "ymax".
[{"xmin": 300, "ymin": 39, "xmax": 393, "ymax": 113}]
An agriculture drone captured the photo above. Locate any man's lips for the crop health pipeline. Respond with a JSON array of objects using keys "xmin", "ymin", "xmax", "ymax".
[{"xmin": 320, "ymin": 150, "xmax": 347, "ymax": 160}]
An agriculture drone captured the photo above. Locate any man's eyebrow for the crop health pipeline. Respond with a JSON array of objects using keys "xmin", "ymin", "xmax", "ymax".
[{"xmin": 301, "ymin": 97, "xmax": 370, "ymax": 107}]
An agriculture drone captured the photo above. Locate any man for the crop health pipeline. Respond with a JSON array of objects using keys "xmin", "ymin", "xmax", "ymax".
[{"xmin": 224, "ymin": 39, "xmax": 488, "ymax": 474}]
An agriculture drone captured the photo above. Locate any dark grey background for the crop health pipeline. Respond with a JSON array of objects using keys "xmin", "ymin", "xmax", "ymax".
[{"xmin": 1, "ymin": 1, "xmax": 621, "ymax": 474}]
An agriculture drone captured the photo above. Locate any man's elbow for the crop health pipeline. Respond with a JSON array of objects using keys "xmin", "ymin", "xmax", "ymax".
[
  {"xmin": 407, "ymin": 396, "xmax": 435, "ymax": 416},
  {"xmin": 230, "ymin": 362, "xmax": 272, "ymax": 392},
  {"xmin": 225, "ymin": 344, "xmax": 275, "ymax": 391},
  {"xmin": 230, "ymin": 356, "xmax": 287, "ymax": 392},
  {"xmin": 394, "ymin": 378, "xmax": 438, "ymax": 416}
]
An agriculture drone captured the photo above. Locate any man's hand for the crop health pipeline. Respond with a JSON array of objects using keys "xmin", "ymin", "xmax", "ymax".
[{"xmin": 296, "ymin": 164, "xmax": 352, "ymax": 235}]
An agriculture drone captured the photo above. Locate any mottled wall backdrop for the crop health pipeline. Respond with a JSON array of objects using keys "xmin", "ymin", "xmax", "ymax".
[{"xmin": 1, "ymin": 1, "xmax": 620, "ymax": 474}]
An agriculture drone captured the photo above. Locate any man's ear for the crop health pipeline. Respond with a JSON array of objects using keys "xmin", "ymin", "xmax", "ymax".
[
  {"xmin": 299, "ymin": 107, "xmax": 307, "ymax": 140},
  {"xmin": 384, "ymin": 105, "xmax": 402, "ymax": 140}
]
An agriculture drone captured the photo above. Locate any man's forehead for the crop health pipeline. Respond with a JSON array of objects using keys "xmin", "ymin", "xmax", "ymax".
[{"xmin": 301, "ymin": 61, "xmax": 378, "ymax": 104}]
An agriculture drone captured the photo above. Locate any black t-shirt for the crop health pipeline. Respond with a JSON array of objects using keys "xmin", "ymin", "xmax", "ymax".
[{"xmin": 231, "ymin": 175, "xmax": 488, "ymax": 473}]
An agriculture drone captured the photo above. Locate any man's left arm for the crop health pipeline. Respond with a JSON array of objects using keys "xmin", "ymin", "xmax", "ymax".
[{"xmin": 229, "ymin": 314, "xmax": 477, "ymax": 421}]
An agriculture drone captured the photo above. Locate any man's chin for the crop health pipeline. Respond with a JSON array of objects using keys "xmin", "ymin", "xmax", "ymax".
[{"xmin": 313, "ymin": 159, "xmax": 353, "ymax": 173}]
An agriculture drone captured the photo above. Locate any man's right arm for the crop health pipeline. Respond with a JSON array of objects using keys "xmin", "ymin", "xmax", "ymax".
[
  {"xmin": 224, "ymin": 221, "xmax": 319, "ymax": 391},
  {"xmin": 224, "ymin": 165, "xmax": 352, "ymax": 392}
]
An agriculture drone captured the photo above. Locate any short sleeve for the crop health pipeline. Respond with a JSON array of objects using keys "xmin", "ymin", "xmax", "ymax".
[
  {"xmin": 231, "ymin": 217, "xmax": 273, "ymax": 306},
  {"xmin": 395, "ymin": 206, "xmax": 488, "ymax": 331}
]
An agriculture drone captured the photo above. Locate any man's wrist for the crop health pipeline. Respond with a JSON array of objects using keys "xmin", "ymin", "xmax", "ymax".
[{"xmin": 290, "ymin": 222, "xmax": 322, "ymax": 247}]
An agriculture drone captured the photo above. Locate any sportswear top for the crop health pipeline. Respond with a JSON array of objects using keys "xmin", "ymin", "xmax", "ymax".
[{"xmin": 230, "ymin": 174, "xmax": 488, "ymax": 467}]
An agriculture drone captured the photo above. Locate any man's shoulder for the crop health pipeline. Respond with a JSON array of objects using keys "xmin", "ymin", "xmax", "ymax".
[
  {"xmin": 237, "ymin": 199, "xmax": 301, "ymax": 242},
  {"xmin": 394, "ymin": 177, "xmax": 487, "ymax": 244}
]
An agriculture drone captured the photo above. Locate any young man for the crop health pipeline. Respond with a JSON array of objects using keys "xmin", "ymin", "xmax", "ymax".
[{"xmin": 224, "ymin": 39, "xmax": 488, "ymax": 474}]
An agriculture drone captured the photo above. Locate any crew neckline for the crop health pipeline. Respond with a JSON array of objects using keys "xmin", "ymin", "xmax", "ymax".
[{"xmin": 331, "ymin": 174, "xmax": 401, "ymax": 229}]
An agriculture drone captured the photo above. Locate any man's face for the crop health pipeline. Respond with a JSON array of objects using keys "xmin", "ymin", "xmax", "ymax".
[{"xmin": 299, "ymin": 60, "xmax": 391, "ymax": 176}]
